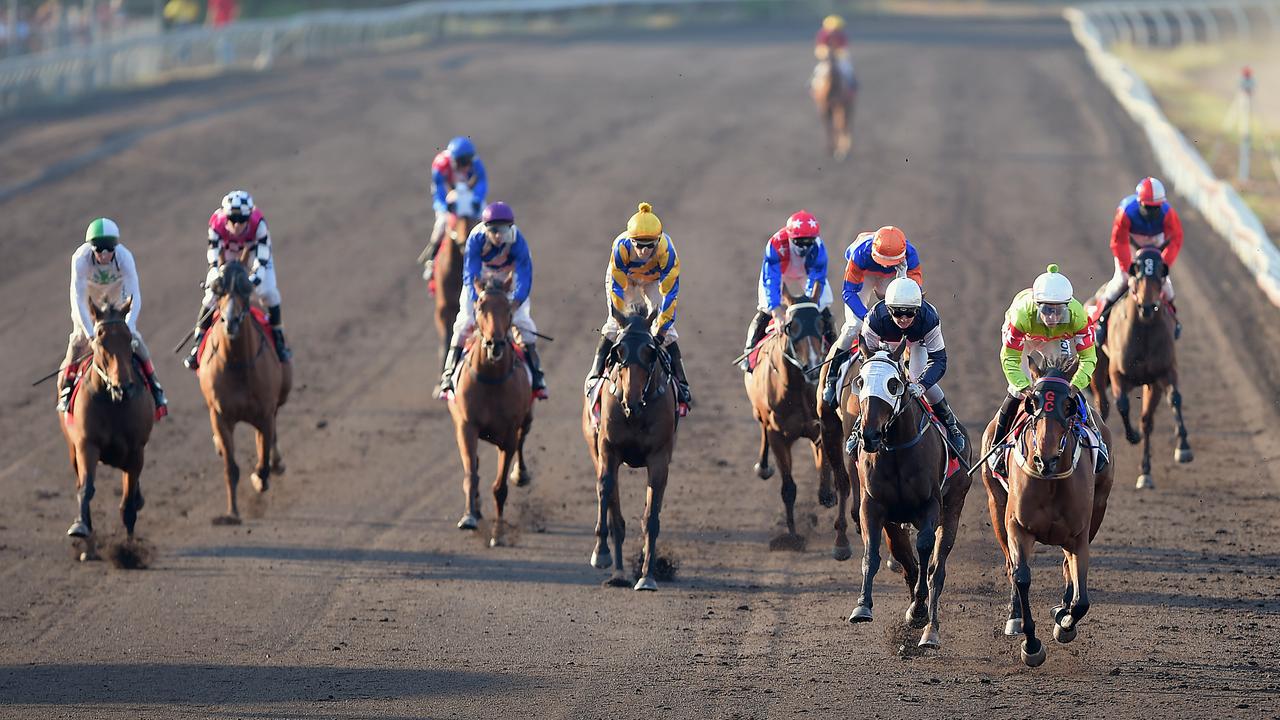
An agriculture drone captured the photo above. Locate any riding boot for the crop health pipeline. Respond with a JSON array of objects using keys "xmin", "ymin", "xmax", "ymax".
[
  {"xmin": 988, "ymin": 392, "xmax": 1021, "ymax": 476},
  {"xmin": 821, "ymin": 347, "xmax": 851, "ymax": 409},
  {"xmin": 1169, "ymin": 300, "xmax": 1181, "ymax": 339},
  {"xmin": 525, "ymin": 343, "xmax": 548, "ymax": 400},
  {"xmin": 184, "ymin": 310, "xmax": 215, "ymax": 370},
  {"xmin": 438, "ymin": 345, "xmax": 463, "ymax": 397},
  {"xmin": 139, "ymin": 358, "xmax": 169, "ymax": 420},
  {"xmin": 584, "ymin": 335, "xmax": 611, "ymax": 397},
  {"xmin": 268, "ymin": 305, "xmax": 292, "ymax": 363},
  {"xmin": 820, "ymin": 308, "xmax": 838, "ymax": 347},
  {"xmin": 420, "ymin": 237, "xmax": 442, "ymax": 282},
  {"xmin": 931, "ymin": 397, "xmax": 965, "ymax": 453},
  {"xmin": 666, "ymin": 341, "xmax": 693, "ymax": 410},
  {"xmin": 55, "ymin": 366, "xmax": 77, "ymax": 412},
  {"xmin": 1081, "ymin": 400, "xmax": 1110, "ymax": 474},
  {"xmin": 740, "ymin": 310, "xmax": 771, "ymax": 371}
]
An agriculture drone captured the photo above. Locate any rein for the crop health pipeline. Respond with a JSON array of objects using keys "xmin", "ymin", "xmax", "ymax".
[
  {"xmin": 90, "ymin": 318, "xmax": 139, "ymax": 402},
  {"xmin": 469, "ymin": 289, "xmax": 517, "ymax": 385},
  {"xmin": 1013, "ymin": 376, "xmax": 1086, "ymax": 480},
  {"xmin": 607, "ymin": 330, "xmax": 668, "ymax": 407}
]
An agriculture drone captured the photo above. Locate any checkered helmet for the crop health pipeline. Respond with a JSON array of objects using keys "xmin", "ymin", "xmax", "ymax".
[{"xmin": 221, "ymin": 190, "xmax": 254, "ymax": 221}]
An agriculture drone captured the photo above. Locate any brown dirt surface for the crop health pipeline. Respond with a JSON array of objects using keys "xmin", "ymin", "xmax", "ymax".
[{"xmin": 1, "ymin": 13, "xmax": 1279, "ymax": 720}]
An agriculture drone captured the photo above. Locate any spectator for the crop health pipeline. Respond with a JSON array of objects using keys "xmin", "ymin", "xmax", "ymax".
[
  {"xmin": 206, "ymin": 0, "xmax": 237, "ymax": 28},
  {"xmin": 163, "ymin": 0, "xmax": 201, "ymax": 31}
]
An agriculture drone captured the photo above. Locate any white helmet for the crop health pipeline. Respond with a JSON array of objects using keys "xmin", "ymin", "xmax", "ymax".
[
  {"xmin": 222, "ymin": 190, "xmax": 254, "ymax": 221},
  {"xmin": 1032, "ymin": 264, "xmax": 1073, "ymax": 304},
  {"xmin": 1136, "ymin": 177, "xmax": 1166, "ymax": 206},
  {"xmin": 884, "ymin": 277, "xmax": 922, "ymax": 308}
]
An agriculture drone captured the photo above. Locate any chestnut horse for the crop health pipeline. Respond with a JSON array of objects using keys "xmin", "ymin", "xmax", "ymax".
[
  {"xmin": 743, "ymin": 296, "xmax": 834, "ymax": 543},
  {"xmin": 981, "ymin": 353, "xmax": 1113, "ymax": 668},
  {"xmin": 1089, "ymin": 246, "xmax": 1192, "ymax": 489},
  {"xmin": 811, "ymin": 50, "xmax": 854, "ymax": 160},
  {"xmin": 197, "ymin": 260, "xmax": 291, "ymax": 524},
  {"xmin": 448, "ymin": 277, "xmax": 534, "ymax": 547},
  {"xmin": 845, "ymin": 345, "xmax": 973, "ymax": 649},
  {"xmin": 60, "ymin": 299, "xmax": 154, "ymax": 558},
  {"xmin": 431, "ymin": 184, "xmax": 479, "ymax": 397},
  {"xmin": 582, "ymin": 306, "xmax": 678, "ymax": 591}
]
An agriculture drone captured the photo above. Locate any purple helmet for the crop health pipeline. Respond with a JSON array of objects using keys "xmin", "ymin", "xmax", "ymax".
[{"xmin": 482, "ymin": 201, "xmax": 515, "ymax": 224}]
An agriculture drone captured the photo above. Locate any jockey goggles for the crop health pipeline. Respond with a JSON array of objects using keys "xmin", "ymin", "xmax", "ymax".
[
  {"xmin": 889, "ymin": 306, "xmax": 917, "ymax": 319},
  {"xmin": 632, "ymin": 238, "xmax": 659, "ymax": 250},
  {"xmin": 90, "ymin": 238, "xmax": 117, "ymax": 253},
  {"xmin": 1037, "ymin": 302, "xmax": 1069, "ymax": 325}
]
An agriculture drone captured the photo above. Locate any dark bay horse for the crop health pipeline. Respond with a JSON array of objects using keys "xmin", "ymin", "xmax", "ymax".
[
  {"xmin": 846, "ymin": 346, "xmax": 973, "ymax": 649},
  {"xmin": 431, "ymin": 186, "xmax": 478, "ymax": 397},
  {"xmin": 812, "ymin": 50, "xmax": 854, "ymax": 160},
  {"xmin": 981, "ymin": 354, "xmax": 1114, "ymax": 668},
  {"xmin": 448, "ymin": 277, "xmax": 534, "ymax": 547},
  {"xmin": 582, "ymin": 306, "xmax": 678, "ymax": 591},
  {"xmin": 743, "ymin": 297, "xmax": 834, "ymax": 543},
  {"xmin": 197, "ymin": 260, "xmax": 291, "ymax": 524},
  {"xmin": 1089, "ymin": 246, "xmax": 1192, "ymax": 489},
  {"xmin": 60, "ymin": 299, "xmax": 154, "ymax": 558}
]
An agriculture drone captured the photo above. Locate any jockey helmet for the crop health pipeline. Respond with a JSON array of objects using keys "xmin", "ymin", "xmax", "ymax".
[
  {"xmin": 1032, "ymin": 264, "xmax": 1073, "ymax": 325},
  {"xmin": 447, "ymin": 136, "xmax": 476, "ymax": 165},
  {"xmin": 85, "ymin": 217, "xmax": 120, "ymax": 251},
  {"xmin": 222, "ymin": 190, "xmax": 254, "ymax": 222},
  {"xmin": 626, "ymin": 202, "xmax": 663, "ymax": 240},
  {"xmin": 482, "ymin": 201, "xmax": 515, "ymax": 225},
  {"xmin": 786, "ymin": 210, "xmax": 820, "ymax": 240},
  {"xmin": 871, "ymin": 226, "xmax": 907, "ymax": 267},
  {"xmin": 885, "ymin": 277, "xmax": 922, "ymax": 309},
  {"xmin": 1136, "ymin": 177, "xmax": 1166, "ymax": 206},
  {"xmin": 823, "ymin": 14, "xmax": 845, "ymax": 31}
]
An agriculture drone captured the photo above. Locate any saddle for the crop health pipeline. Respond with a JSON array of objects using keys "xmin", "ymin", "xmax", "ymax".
[
  {"xmin": 63, "ymin": 355, "xmax": 158, "ymax": 425},
  {"xmin": 586, "ymin": 352, "xmax": 682, "ymax": 430},
  {"xmin": 196, "ymin": 306, "xmax": 275, "ymax": 362},
  {"xmin": 990, "ymin": 412, "xmax": 1106, "ymax": 491},
  {"xmin": 447, "ymin": 337, "xmax": 530, "ymax": 398}
]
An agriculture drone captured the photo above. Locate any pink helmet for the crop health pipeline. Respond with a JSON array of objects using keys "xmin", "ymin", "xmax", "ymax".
[{"xmin": 786, "ymin": 210, "xmax": 820, "ymax": 239}]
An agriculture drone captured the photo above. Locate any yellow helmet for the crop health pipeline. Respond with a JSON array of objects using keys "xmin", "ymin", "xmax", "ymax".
[
  {"xmin": 626, "ymin": 202, "xmax": 663, "ymax": 240},
  {"xmin": 823, "ymin": 14, "xmax": 845, "ymax": 31}
]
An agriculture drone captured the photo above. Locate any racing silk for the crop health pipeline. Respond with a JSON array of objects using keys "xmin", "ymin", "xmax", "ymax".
[
  {"xmin": 861, "ymin": 301, "xmax": 947, "ymax": 390},
  {"xmin": 815, "ymin": 27, "xmax": 848, "ymax": 49},
  {"xmin": 1000, "ymin": 288, "xmax": 1096, "ymax": 391},
  {"xmin": 608, "ymin": 232, "xmax": 680, "ymax": 336},
  {"xmin": 842, "ymin": 232, "xmax": 924, "ymax": 320},
  {"xmin": 431, "ymin": 150, "xmax": 489, "ymax": 214},
  {"xmin": 760, "ymin": 228, "xmax": 828, "ymax": 310},
  {"xmin": 208, "ymin": 208, "xmax": 271, "ymax": 281},
  {"xmin": 1110, "ymin": 194, "xmax": 1184, "ymax": 268},
  {"xmin": 70, "ymin": 242, "xmax": 141, "ymax": 338},
  {"xmin": 462, "ymin": 225, "xmax": 533, "ymax": 304}
]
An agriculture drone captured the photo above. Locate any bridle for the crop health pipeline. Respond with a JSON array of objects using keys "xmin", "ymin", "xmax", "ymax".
[
  {"xmin": 470, "ymin": 288, "xmax": 517, "ymax": 385},
  {"xmin": 1129, "ymin": 247, "xmax": 1167, "ymax": 320},
  {"xmin": 1013, "ymin": 375, "xmax": 1084, "ymax": 480},
  {"xmin": 776, "ymin": 302, "xmax": 824, "ymax": 381},
  {"xmin": 855, "ymin": 351, "xmax": 928, "ymax": 453},
  {"xmin": 90, "ymin": 317, "xmax": 139, "ymax": 403},
  {"xmin": 607, "ymin": 327, "xmax": 667, "ymax": 416}
]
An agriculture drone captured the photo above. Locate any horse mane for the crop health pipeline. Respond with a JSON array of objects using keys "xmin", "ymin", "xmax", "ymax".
[{"xmin": 1030, "ymin": 347, "xmax": 1078, "ymax": 380}]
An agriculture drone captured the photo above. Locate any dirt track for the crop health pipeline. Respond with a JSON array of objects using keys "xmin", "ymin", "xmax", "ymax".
[{"xmin": 2, "ymin": 13, "xmax": 1279, "ymax": 719}]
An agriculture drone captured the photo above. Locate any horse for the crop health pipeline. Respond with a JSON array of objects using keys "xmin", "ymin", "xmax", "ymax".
[
  {"xmin": 431, "ymin": 184, "xmax": 479, "ymax": 397},
  {"xmin": 448, "ymin": 276, "xmax": 534, "ymax": 547},
  {"xmin": 980, "ymin": 351, "xmax": 1114, "ymax": 668},
  {"xmin": 196, "ymin": 260, "xmax": 291, "ymax": 524},
  {"xmin": 845, "ymin": 345, "xmax": 973, "ymax": 649},
  {"xmin": 1089, "ymin": 246, "xmax": 1192, "ymax": 489},
  {"xmin": 60, "ymin": 299, "xmax": 155, "ymax": 559},
  {"xmin": 743, "ymin": 294, "xmax": 834, "ymax": 545},
  {"xmin": 811, "ymin": 48, "xmax": 854, "ymax": 160},
  {"xmin": 582, "ymin": 305, "xmax": 678, "ymax": 591}
]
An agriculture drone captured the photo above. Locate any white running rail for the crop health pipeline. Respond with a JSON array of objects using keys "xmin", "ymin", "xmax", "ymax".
[{"xmin": 1074, "ymin": 0, "xmax": 1279, "ymax": 47}]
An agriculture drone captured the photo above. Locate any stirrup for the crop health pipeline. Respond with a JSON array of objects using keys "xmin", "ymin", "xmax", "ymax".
[
  {"xmin": 183, "ymin": 351, "xmax": 200, "ymax": 371},
  {"xmin": 56, "ymin": 387, "xmax": 73, "ymax": 413}
]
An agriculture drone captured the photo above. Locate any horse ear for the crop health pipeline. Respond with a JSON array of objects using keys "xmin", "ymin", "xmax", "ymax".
[
  {"xmin": 88, "ymin": 301, "xmax": 102, "ymax": 322},
  {"xmin": 646, "ymin": 306, "xmax": 660, "ymax": 326},
  {"xmin": 238, "ymin": 246, "xmax": 253, "ymax": 265},
  {"xmin": 890, "ymin": 340, "xmax": 908, "ymax": 362},
  {"xmin": 857, "ymin": 341, "xmax": 872, "ymax": 359},
  {"xmin": 120, "ymin": 295, "xmax": 133, "ymax": 316}
]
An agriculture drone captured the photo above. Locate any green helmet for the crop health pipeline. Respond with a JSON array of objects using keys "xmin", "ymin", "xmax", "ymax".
[{"xmin": 85, "ymin": 218, "xmax": 120, "ymax": 250}]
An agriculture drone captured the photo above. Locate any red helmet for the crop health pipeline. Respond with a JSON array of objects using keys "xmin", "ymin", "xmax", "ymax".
[
  {"xmin": 786, "ymin": 210, "xmax": 820, "ymax": 239},
  {"xmin": 1136, "ymin": 177, "xmax": 1166, "ymax": 206}
]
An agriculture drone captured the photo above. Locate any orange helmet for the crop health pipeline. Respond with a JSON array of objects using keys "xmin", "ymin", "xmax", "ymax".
[{"xmin": 871, "ymin": 226, "xmax": 907, "ymax": 266}]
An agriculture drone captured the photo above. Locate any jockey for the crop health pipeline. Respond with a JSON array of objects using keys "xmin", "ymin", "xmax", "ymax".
[
  {"xmin": 814, "ymin": 14, "xmax": 855, "ymax": 88},
  {"xmin": 740, "ymin": 210, "xmax": 837, "ymax": 370},
  {"xmin": 419, "ymin": 136, "xmax": 488, "ymax": 283},
  {"xmin": 58, "ymin": 218, "xmax": 168, "ymax": 417},
  {"xmin": 820, "ymin": 225, "xmax": 923, "ymax": 408},
  {"xmin": 184, "ymin": 190, "xmax": 292, "ymax": 369},
  {"xmin": 585, "ymin": 202, "xmax": 692, "ymax": 413},
  {"xmin": 858, "ymin": 278, "xmax": 965, "ymax": 452},
  {"xmin": 1095, "ymin": 176, "xmax": 1184, "ymax": 344},
  {"xmin": 989, "ymin": 264, "xmax": 1105, "ymax": 476},
  {"xmin": 438, "ymin": 202, "xmax": 547, "ymax": 400}
]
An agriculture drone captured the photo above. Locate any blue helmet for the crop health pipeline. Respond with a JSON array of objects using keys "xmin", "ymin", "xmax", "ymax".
[{"xmin": 446, "ymin": 136, "xmax": 476, "ymax": 164}]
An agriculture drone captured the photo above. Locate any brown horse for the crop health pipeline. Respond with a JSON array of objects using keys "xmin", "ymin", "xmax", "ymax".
[
  {"xmin": 1089, "ymin": 246, "xmax": 1192, "ymax": 489},
  {"xmin": 197, "ymin": 260, "xmax": 291, "ymax": 524},
  {"xmin": 448, "ymin": 277, "xmax": 534, "ymax": 547},
  {"xmin": 744, "ymin": 296, "xmax": 834, "ymax": 543},
  {"xmin": 845, "ymin": 346, "xmax": 973, "ymax": 649},
  {"xmin": 811, "ymin": 48, "xmax": 854, "ymax": 160},
  {"xmin": 431, "ymin": 190, "xmax": 478, "ymax": 397},
  {"xmin": 981, "ymin": 354, "xmax": 1113, "ymax": 668},
  {"xmin": 60, "ymin": 299, "xmax": 154, "ymax": 558},
  {"xmin": 582, "ymin": 306, "xmax": 678, "ymax": 591}
]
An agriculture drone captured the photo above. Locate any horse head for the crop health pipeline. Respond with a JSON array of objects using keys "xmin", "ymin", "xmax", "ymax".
[
  {"xmin": 854, "ymin": 343, "xmax": 908, "ymax": 453},
  {"xmin": 609, "ymin": 303, "xmax": 661, "ymax": 419},
  {"xmin": 87, "ymin": 297, "xmax": 137, "ymax": 403},
  {"xmin": 1024, "ymin": 352, "xmax": 1084, "ymax": 477},
  {"xmin": 780, "ymin": 292, "xmax": 825, "ymax": 376},
  {"xmin": 1128, "ymin": 247, "xmax": 1167, "ymax": 322},
  {"xmin": 213, "ymin": 260, "xmax": 255, "ymax": 340},
  {"xmin": 475, "ymin": 276, "xmax": 514, "ymax": 362}
]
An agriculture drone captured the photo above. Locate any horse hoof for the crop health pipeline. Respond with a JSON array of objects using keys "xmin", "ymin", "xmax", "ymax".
[
  {"xmin": 1004, "ymin": 618, "xmax": 1023, "ymax": 636},
  {"xmin": 886, "ymin": 557, "xmax": 903, "ymax": 573},
  {"xmin": 754, "ymin": 463, "xmax": 774, "ymax": 481},
  {"xmin": 918, "ymin": 626, "xmax": 941, "ymax": 649},
  {"xmin": 848, "ymin": 605, "xmax": 873, "ymax": 623},
  {"xmin": 818, "ymin": 487, "xmax": 836, "ymax": 508},
  {"xmin": 489, "ymin": 537, "xmax": 503, "ymax": 548},
  {"xmin": 1053, "ymin": 622, "xmax": 1077, "ymax": 644},
  {"xmin": 457, "ymin": 514, "xmax": 478, "ymax": 530},
  {"xmin": 590, "ymin": 549, "xmax": 611, "ymax": 569},
  {"xmin": 905, "ymin": 604, "xmax": 929, "ymax": 629},
  {"xmin": 1125, "ymin": 431, "xmax": 1141, "ymax": 445},
  {"xmin": 831, "ymin": 543, "xmax": 853, "ymax": 562},
  {"xmin": 211, "ymin": 514, "xmax": 242, "ymax": 526},
  {"xmin": 634, "ymin": 576, "xmax": 657, "ymax": 591},
  {"xmin": 1174, "ymin": 447, "xmax": 1194, "ymax": 463},
  {"xmin": 512, "ymin": 469, "xmax": 532, "ymax": 488},
  {"xmin": 250, "ymin": 472, "xmax": 268, "ymax": 493},
  {"xmin": 1021, "ymin": 640, "xmax": 1047, "ymax": 667},
  {"xmin": 271, "ymin": 460, "xmax": 286, "ymax": 474},
  {"xmin": 1135, "ymin": 475, "xmax": 1155, "ymax": 490},
  {"xmin": 134, "ymin": 492, "xmax": 145, "ymax": 511},
  {"xmin": 67, "ymin": 521, "xmax": 90, "ymax": 538}
]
